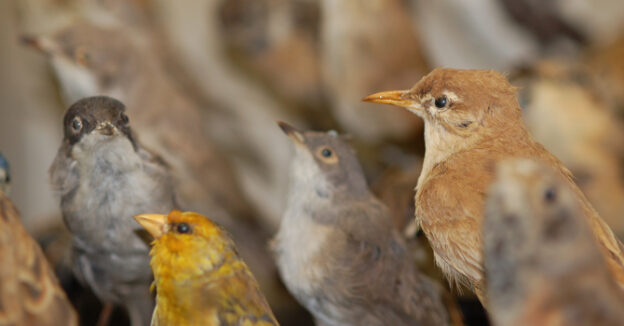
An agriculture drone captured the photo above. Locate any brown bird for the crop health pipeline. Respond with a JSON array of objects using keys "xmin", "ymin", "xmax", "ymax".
[
  {"xmin": 484, "ymin": 158, "xmax": 624, "ymax": 326},
  {"xmin": 273, "ymin": 122, "xmax": 454, "ymax": 326},
  {"xmin": 0, "ymin": 190, "xmax": 78, "ymax": 326},
  {"xmin": 364, "ymin": 68, "xmax": 624, "ymax": 304}
]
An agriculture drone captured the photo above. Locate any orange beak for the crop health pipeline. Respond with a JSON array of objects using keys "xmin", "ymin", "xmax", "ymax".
[
  {"xmin": 362, "ymin": 90, "xmax": 414, "ymax": 108},
  {"xmin": 277, "ymin": 121, "xmax": 305, "ymax": 145},
  {"xmin": 134, "ymin": 214, "xmax": 168, "ymax": 239}
]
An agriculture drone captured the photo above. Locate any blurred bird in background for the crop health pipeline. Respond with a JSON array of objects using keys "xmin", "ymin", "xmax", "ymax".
[
  {"xmin": 273, "ymin": 122, "xmax": 458, "ymax": 326},
  {"xmin": 319, "ymin": 0, "xmax": 427, "ymax": 143},
  {"xmin": 135, "ymin": 210, "xmax": 278, "ymax": 326},
  {"xmin": 364, "ymin": 68, "xmax": 624, "ymax": 304},
  {"xmin": 484, "ymin": 159, "xmax": 624, "ymax": 326},
  {"xmin": 0, "ymin": 183, "xmax": 78, "ymax": 325}
]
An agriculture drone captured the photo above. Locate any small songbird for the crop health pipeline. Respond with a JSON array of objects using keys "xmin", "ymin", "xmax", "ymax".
[
  {"xmin": 134, "ymin": 210, "xmax": 278, "ymax": 326},
  {"xmin": 0, "ymin": 152, "xmax": 10, "ymax": 195},
  {"xmin": 273, "ymin": 122, "xmax": 453, "ymax": 326},
  {"xmin": 0, "ymin": 190, "xmax": 78, "ymax": 326},
  {"xmin": 49, "ymin": 96, "xmax": 177, "ymax": 326},
  {"xmin": 364, "ymin": 68, "xmax": 624, "ymax": 303},
  {"xmin": 484, "ymin": 159, "xmax": 624, "ymax": 326}
]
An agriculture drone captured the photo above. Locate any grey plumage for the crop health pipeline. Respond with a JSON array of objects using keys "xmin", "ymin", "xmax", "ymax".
[
  {"xmin": 273, "ymin": 122, "xmax": 451, "ymax": 326},
  {"xmin": 49, "ymin": 96, "xmax": 177, "ymax": 326}
]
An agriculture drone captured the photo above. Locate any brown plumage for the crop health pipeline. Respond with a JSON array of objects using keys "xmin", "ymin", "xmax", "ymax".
[
  {"xmin": 484, "ymin": 159, "xmax": 624, "ymax": 326},
  {"xmin": 364, "ymin": 68, "xmax": 624, "ymax": 304},
  {"xmin": 0, "ymin": 191, "xmax": 78, "ymax": 326}
]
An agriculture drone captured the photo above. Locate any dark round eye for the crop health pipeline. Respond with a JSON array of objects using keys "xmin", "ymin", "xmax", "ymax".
[
  {"xmin": 71, "ymin": 117, "xmax": 82, "ymax": 132},
  {"xmin": 176, "ymin": 222, "xmax": 191, "ymax": 234},
  {"xmin": 544, "ymin": 187, "xmax": 557, "ymax": 203},
  {"xmin": 434, "ymin": 96, "xmax": 447, "ymax": 108},
  {"xmin": 120, "ymin": 113, "xmax": 129, "ymax": 124},
  {"xmin": 321, "ymin": 148, "xmax": 332, "ymax": 158}
]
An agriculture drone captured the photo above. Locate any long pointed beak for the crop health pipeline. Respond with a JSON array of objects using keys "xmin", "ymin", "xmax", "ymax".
[
  {"xmin": 362, "ymin": 90, "xmax": 414, "ymax": 108},
  {"xmin": 20, "ymin": 35, "xmax": 57, "ymax": 55},
  {"xmin": 277, "ymin": 121, "xmax": 305, "ymax": 145},
  {"xmin": 134, "ymin": 214, "xmax": 168, "ymax": 239}
]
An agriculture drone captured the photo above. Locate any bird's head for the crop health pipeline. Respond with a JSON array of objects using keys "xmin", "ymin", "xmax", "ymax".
[
  {"xmin": 364, "ymin": 68, "xmax": 523, "ymax": 144},
  {"xmin": 277, "ymin": 121, "xmax": 369, "ymax": 200},
  {"xmin": 62, "ymin": 96, "xmax": 136, "ymax": 153},
  {"xmin": 21, "ymin": 23, "xmax": 138, "ymax": 104},
  {"xmin": 134, "ymin": 210, "xmax": 237, "ymax": 276}
]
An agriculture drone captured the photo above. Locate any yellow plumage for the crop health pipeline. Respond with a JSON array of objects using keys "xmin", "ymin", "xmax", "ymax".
[{"xmin": 135, "ymin": 210, "xmax": 278, "ymax": 326}]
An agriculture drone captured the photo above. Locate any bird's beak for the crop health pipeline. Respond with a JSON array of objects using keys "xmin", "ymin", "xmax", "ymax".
[
  {"xmin": 362, "ymin": 90, "xmax": 422, "ymax": 113},
  {"xmin": 134, "ymin": 214, "xmax": 168, "ymax": 239},
  {"xmin": 96, "ymin": 122, "xmax": 117, "ymax": 136},
  {"xmin": 277, "ymin": 121, "xmax": 305, "ymax": 145},
  {"xmin": 20, "ymin": 35, "xmax": 58, "ymax": 55}
]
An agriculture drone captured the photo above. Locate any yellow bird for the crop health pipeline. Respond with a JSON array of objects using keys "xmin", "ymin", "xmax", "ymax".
[{"xmin": 134, "ymin": 210, "xmax": 278, "ymax": 326}]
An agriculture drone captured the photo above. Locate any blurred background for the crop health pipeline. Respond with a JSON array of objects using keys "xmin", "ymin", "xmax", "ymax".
[{"xmin": 1, "ymin": 0, "xmax": 624, "ymax": 325}]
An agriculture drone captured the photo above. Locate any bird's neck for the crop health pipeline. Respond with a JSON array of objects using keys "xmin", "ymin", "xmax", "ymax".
[{"xmin": 418, "ymin": 122, "xmax": 465, "ymax": 189}]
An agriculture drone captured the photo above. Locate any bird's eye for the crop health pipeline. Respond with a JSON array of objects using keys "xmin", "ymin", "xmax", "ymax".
[
  {"xmin": 322, "ymin": 148, "xmax": 332, "ymax": 158},
  {"xmin": 544, "ymin": 187, "xmax": 557, "ymax": 203},
  {"xmin": 71, "ymin": 117, "xmax": 83, "ymax": 132},
  {"xmin": 175, "ymin": 222, "xmax": 191, "ymax": 234},
  {"xmin": 434, "ymin": 96, "xmax": 447, "ymax": 108},
  {"xmin": 120, "ymin": 113, "xmax": 129, "ymax": 125}
]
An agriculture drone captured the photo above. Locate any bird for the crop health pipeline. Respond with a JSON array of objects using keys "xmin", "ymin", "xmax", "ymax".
[
  {"xmin": 49, "ymin": 96, "xmax": 177, "ymax": 326},
  {"xmin": 0, "ymin": 152, "xmax": 10, "ymax": 195},
  {"xmin": 510, "ymin": 61, "xmax": 624, "ymax": 239},
  {"xmin": 0, "ymin": 188, "xmax": 79, "ymax": 326},
  {"xmin": 134, "ymin": 210, "xmax": 278, "ymax": 326},
  {"xmin": 272, "ymin": 121, "xmax": 454, "ymax": 326},
  {"xmin": 484, "ymin": 158, "xmax": 624, "ymax": 326},
  {"xmin": 21, "ymin": 21, "xmax": 256, "ymax": 229},
  {"xmin": 363, "ymin": 68, "xmax": 624, "ymax": 304}
]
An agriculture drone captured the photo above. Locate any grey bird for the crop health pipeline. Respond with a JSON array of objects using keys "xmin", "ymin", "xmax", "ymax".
[
  {"xmin": 49, "ymin": 96, "xmax": 177, "ymax": 326},
  {"xmin": 484, "ymin": 159, "xmax": 624, "ymax": 326},
  {"xmin": 272, "ymin": 122, "xmax": 453, "ymax": 326}
]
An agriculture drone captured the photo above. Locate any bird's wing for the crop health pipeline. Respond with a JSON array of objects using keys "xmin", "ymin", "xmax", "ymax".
[
  {"xmin": 212, "ymin": 266, "xmax": 279, "ymax": 326},
  {"xmin": 0, "ymin": 194, "xmax": 78, "ymax": 326},
  {"xmin": 416, "ymin": 164, "xmax": 487, "ymax": 291},
  {"xmin": 334, "ymin": 199, "xmax": 451, "ymax": 325}
]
